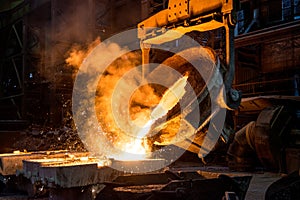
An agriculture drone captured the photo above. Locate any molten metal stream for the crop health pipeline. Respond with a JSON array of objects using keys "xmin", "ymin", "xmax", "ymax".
[{"xmin": 115, "ymin": 75, "xmax": 188, "ymax": 160}]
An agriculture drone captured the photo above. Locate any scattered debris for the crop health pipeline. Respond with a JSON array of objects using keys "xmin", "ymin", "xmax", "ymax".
[{"xmin": 12, "ymin": 125, "xmax": 86, "ymax": 152}]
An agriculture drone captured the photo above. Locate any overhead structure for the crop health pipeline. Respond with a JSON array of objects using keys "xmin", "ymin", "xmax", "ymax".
[{"xmin": 137, "ymin": 0, "xmax": 241, "ymax": 157}]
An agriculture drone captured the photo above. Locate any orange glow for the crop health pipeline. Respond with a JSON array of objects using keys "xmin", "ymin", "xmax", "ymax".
[
  {"xmin": 111, "ymin": 75, "xmax": 189, "ymax": 160},
  {"xmin": 112, "ymin": 138, "xmax": 149, "ymax": 160},
  {"xmin": 69, "ymin": 38, "xmax": 189, "ymax": 161},
  {"xmin": 151, "ymin": 75, "xmax": 188, "ymax": 120},
  {"xmin": 65, "ymin": 37, "xmax": 101, "ymax": 68}
]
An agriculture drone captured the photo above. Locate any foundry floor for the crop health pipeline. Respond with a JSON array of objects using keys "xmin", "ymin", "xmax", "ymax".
[{"xmin": 0, "ymin": 171, "xmax": 284, "ymax": 200}]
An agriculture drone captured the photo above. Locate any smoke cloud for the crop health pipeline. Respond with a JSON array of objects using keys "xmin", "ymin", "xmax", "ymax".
[{"xmin": 71, "ymin": 40, "xmax": 162, "ymax": 158}]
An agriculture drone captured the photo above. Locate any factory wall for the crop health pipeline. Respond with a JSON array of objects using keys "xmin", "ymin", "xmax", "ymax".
[{"xmin": 0, "ymin": 0, "xmax": 142, "ymax": 129}]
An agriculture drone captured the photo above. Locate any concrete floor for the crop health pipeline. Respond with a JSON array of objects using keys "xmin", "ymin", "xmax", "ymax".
[{"xmin": 245, "ymin": 173, "xmax": 283, "ymax": 200}]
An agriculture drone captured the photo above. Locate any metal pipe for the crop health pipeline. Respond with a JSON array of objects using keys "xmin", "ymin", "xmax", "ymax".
[
  {"xmin": 233, "ymin": 78, "xmax": 293, "ymax": 87},
  {"xmin": 140, "ymin": 42, "xmax": 151, "ymax": 81},
  {"xmin": 12, "ymin": 24, "xmax": 23, "ymax": 48}
]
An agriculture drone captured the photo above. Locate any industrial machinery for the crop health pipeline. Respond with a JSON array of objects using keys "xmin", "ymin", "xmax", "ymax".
[
  {"xmin": 0, "ymin": 1, "xmax": 256, "ymax": 200},
  {"xmin": 137, "ymin": 0, "xmax": 241, "ymax": 158},
  {"xmin": 136, "ymin": 0, "xmax": 299, "ymax": 177}
]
